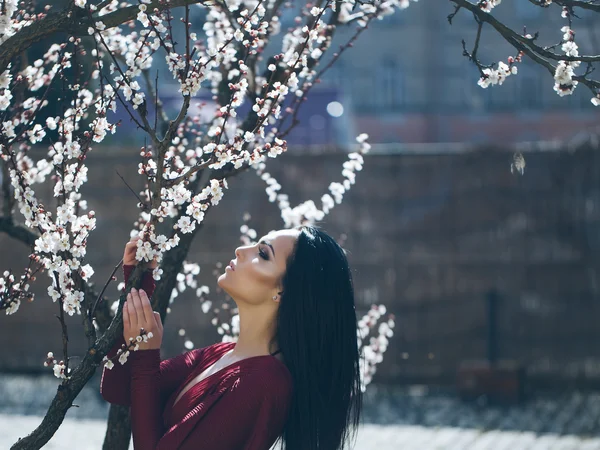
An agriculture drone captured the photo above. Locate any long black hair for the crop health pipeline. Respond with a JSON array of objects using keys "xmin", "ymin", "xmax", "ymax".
[{"xmin": 271, "ymin": 225, "xmax": 363, "ymax": 450}]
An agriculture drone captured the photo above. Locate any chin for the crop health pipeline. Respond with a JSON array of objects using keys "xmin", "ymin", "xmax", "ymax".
[{"xmin": 217, "ymin": 273, "xmax": 233, "ymax": 292}]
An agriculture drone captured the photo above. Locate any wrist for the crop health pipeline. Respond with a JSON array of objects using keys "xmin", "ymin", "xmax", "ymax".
[
  {"xmin": 136, "ymin": 344, "xmax": 161, "ymax": 351},
  {"xmin": 122, "ymin": 263, "xmax": 153, "ymax": 271}
]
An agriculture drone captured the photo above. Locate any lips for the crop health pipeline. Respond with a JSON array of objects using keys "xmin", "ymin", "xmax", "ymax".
[{"xmin": 228, "ymin": 260, "xmax": 235, "ymax": 271}]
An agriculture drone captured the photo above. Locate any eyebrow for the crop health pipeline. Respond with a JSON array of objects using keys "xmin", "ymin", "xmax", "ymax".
[{"xmin": 259, "ymin": 240, "xmax": 275, "ymax": 258}]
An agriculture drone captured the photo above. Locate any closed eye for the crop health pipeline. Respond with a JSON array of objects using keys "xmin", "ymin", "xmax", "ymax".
[{"xmin": 258, "ymin": 248, "xmax": 269, "ymax": 260}]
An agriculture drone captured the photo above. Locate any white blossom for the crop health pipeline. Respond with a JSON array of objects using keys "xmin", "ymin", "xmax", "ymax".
[
  {"xmin": 479, "ymin": 0, "xmax": 501, "ymax": 13},
  {"xmin": 562, "ymin": 41, "xmax": 579, "ymax": 57},
  {"xmin": 46, "ymin": 117, "xmax": 58, "ymax": 130},
  {"xmin": 554, "ymin": 61, "xmax": 578, "ymax": 96},
  {"xmin": 176, "ymin": 216, "xmax": 196, "ymax": 234},
  {"xmin": 53, "ymin": 362, "xmax": 67, "ymax": 379},
  {"xmin": 5, "ymin": 299, "xmax": 20, "ymax": 315},
  {"xmin": 477, "ymin": 59, "xmax": 517, "ymax": 88},
  {"xmin": 48, "ymin": 286, "xmax": 61, "ymax": 302},
  {"xmin": 201, "ymin": 300, "xmax": 212, "ymax": 313},
  {"xmin": 103, "ymin": 358, "xmax": 114, "ymax": 370},
  {"xmin": 0, "ymin": 70, "xmax": 12, "ymax": 89},
  {"xmin": 80, "ymin": 264, "xmax": 94, "ymax": 281},
  {"xmin": 118, "ymin": 351, "xmax": 130, "ymax": 365}
]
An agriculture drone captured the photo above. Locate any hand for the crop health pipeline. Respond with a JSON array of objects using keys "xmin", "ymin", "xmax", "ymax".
[
  {"xmin": 123, "ymin": 288, "xmax": 163, "ymax": 351},
  {"xmin": 123, "ymin": 235, "xmax": 157, "ymax": 269}
]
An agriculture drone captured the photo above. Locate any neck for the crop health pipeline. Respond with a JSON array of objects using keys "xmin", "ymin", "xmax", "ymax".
[{"xmin": 230, "ymin": 302, "xmax": 278, "ymax": 358}]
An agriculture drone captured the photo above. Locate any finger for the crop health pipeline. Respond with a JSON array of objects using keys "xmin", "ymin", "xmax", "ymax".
[
  {"xmin": 130, "ymin": 289, "xmax": 147, "ymax": 331},
  {"xmin": 125, "ymin": 240, "xmax": 139, "ymax": 254},
  {"xmin": 126, "ymin": 293, "xmax": 138, "ymax": 333},
  {"xmin": 123, "ymin": 299, "xmax": 131, "ymax": 335},
  {"xmin": 124, "ymin": 241, "xmax": 138, "ymax": 263},
  {"xmin": 125, "ymin": 237, "xmax": 141, "ymax": 250},
  {"xmin": 138, "ymin": 289, "xmax": 154, "ymax": 326},
  {"xmin": 125, "ymin": 238, "xmax": 140, "ymax": 248}
]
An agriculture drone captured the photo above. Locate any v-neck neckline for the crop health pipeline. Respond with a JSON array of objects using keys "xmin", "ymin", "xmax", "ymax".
[{"xmin": 171, "ymin": 342, "xmax": 280, "ymax": 410}]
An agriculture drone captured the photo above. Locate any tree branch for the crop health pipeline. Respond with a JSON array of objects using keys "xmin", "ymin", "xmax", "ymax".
[
  {"xmin": 450, "ymin": 0, "xmax": 600, "ymax": 92},
  {"xmin": 0, "ymin": 216, "xmax": 39, "ymax": 247},
  {"xmin": 554, "ymin": 0, "xmax": 600, "ymax": 13},
  {"xmin": 53, "ymin": 274, "xmax": 70, "ymax": 378},
  {"xmin": 143, "ymin": 68, "xmax": 169, "ymax": 137},
  {"xmin": 451, "ymin": 0, "xmax": 600, "ymax": 61},
  {"xmin": 88, "ymin": 259, "xmax": 122, "ymax": 324},
  {"xmin": 0, "ymin": 0, "xmax": 216, "ymax": 75},
  {"xmin": 11, "ymin": 265, "xmax": 148, "ymax": 450},
  {"xmin": 0, "ymin": 215, "xmax": 113, "ymax": 334},
  {"xmin": 1, "ymin": 160, "xmax": 14, "ymax": 218}
]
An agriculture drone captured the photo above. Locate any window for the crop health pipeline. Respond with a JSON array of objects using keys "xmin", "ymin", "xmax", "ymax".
[
  {"xmin": 463, "ymin": 66, "xmax": 485, "ymax": 112},
  {"xmin": 379, "ymin": 59, "xmax": 404, "ymax": 111},
  {"xmin": 328, "ymin": 59, "xmax": 348, "ymax": 92},
  {"xmin": 519, "ymin": 67, "xmax": 542, "ymax": 109},
  {"xmin": 352, "ymin": 68, "xmax": 377, "ymax": 112}
]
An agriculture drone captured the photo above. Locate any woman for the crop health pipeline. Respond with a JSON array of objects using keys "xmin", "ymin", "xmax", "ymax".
[{"xmin": 100, "ymin": 225, "xmax": 363, "ymax": 450}]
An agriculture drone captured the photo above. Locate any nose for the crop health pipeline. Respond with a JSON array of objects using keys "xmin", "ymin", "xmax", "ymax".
[{"xmin": 235, "ymin": 243, "xmax": 253, "ymax": 261}]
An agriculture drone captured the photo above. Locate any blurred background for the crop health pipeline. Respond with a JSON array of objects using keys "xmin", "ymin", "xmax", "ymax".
[{"xmin": 2, "ymin": 1, "xmax": 600, "ymax": 449}]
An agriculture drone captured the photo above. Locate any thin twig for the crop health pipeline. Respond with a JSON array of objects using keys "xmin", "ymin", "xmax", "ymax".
[
  {"xmin": 115, "ymin": 170, "xmax": 147, "ymax": 209},
  {"xmin": 88, "ymin": 258, "xmax": 123, "ymax": 322},
  {"xmin": 53, "ymin": 272, "xmax": 70, "ymax": 377}
]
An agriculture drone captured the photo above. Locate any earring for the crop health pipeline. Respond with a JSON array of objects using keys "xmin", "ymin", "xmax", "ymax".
[{"xmin": 272, "ymin": 295, "xmax": 278, "ymax": 300}]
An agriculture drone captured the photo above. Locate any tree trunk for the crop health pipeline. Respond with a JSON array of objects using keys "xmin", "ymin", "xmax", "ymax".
[
  {"xmin": 10, "ymin": 268, "xmax": 146, "ymax": 450},
  {"xmin": 102, "ymin": 405, "xmax": 131, "ymax": 450}
]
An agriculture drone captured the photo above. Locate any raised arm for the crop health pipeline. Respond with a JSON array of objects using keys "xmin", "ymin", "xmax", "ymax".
[
  {"xmin": 100, "ymin": 247, "xmax": 206, "ymax": 409},
  {"xmin": 100, "ymin": 264, "xmax": 207, "ymax": 406},
  {"xmin": 99, "ymin": 263, "xmax": 156, "ymax": 405}
]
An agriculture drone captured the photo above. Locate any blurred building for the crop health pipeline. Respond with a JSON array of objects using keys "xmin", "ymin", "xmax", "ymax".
[
  {"xmin": 314, "ymin": 1, "xmax": 600, "ymax": 145},
  {"xmin": 111, "ymin": 3, "xmax": 600, "ymax": 147}
]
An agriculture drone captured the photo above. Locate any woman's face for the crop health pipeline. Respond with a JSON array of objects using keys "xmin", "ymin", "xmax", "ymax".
[{"xmin": 217, "ymin": 228, "xmax": 300, "ymax": 304}]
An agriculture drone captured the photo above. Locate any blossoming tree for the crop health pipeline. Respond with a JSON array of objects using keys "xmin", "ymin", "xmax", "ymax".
[
  {"xmin": 450, "ymin": 0, "xmax": 600, "ymax": 102},
  {"xmin": 2, "ymin": 0, "xmax": 598, "ymax": 448},
  {"xmin": 0, "ymin": 0, "xmax": 401, "ymax": 449},
  {"xmin": 447, "ymin": 0, "xmax": 600, "ymax": 175}
]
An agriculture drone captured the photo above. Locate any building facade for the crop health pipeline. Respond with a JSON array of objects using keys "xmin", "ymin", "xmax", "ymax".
[{"xmin": 314, "ymin": 1, "xmax": 600, "ymax": 144}]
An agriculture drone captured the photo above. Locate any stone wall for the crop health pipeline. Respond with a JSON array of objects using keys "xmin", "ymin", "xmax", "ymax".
[{"xmin": 1, "ymin": 144, "xmax": 600, "ymax": 386}]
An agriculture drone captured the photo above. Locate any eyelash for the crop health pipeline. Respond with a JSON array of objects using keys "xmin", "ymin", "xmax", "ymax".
[{"xmin": 258, "ymin": 247, "xmax": 269, "ymax": 260}]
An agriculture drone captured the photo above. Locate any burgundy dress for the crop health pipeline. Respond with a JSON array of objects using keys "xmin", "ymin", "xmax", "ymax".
[{"xmin": 100, "ymin": 265, "xmax": 293, "ymax": 450}]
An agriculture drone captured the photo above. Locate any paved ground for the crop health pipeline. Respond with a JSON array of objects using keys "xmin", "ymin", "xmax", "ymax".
[
  {"xmin": 3, "ymin": 414, "xmax": 600, "ymax": 449},
  {"xmin": 2, "ymin": 374, "xmax": 600, "ymax": 449}
]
